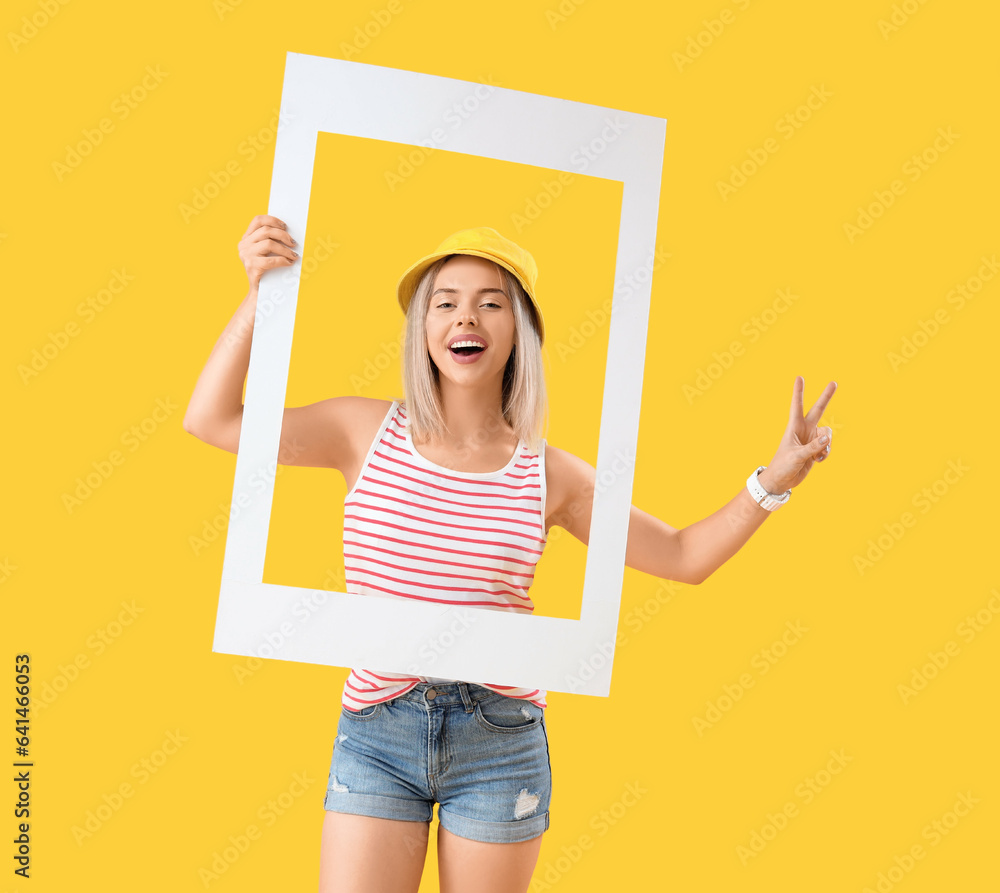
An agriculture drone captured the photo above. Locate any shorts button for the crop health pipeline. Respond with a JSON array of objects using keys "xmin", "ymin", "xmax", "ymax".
[{"xmin": 426, "ymin": 688, "xmax": 438, "ymax": 700}]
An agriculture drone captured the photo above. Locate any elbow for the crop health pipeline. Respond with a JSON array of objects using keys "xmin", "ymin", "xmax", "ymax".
[
  {"xmin": 182, "ymin": 410, "xmax": 216, "ymax": 444},
  {"xmin": 682, "ymin": 564, "xmax": 711, "ymax": 586},
  {"xmin": 675, "ymin": 534, "xmax": 710, "ymax": 585},
  {"xmin": 656, "ymin": 568, "xmax": 705, "ymax": 586},
  {"xmin": 182, "ymin": 409, "xmax": 240, "ymax": 453},
  {"xmin": 182, "ymin": 412, "xmax": 201, "ymax": 438}
]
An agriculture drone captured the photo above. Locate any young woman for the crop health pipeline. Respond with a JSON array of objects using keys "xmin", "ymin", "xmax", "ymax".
[{"xmin": 184, "ymin": 214, "xmax": 836, "ymax": 893}]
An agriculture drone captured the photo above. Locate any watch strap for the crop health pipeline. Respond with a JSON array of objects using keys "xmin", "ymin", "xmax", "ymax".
[{"xmin": 746, "ymin": 466, "xmax": 791, "ymax": 511}]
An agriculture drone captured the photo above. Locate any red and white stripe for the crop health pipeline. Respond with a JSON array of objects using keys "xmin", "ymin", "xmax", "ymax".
[{"xmin": 341, "ymin": 400, "xmax": 548, "ymax": 710}]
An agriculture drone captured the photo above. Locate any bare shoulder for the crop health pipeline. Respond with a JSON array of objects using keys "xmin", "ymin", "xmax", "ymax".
[
  {"xmin": 333, "ymin": 395, "xmax": 396, "ymax": 452},
  {"xmin": 278, "ymin": 395, "xmax": 396, "ymax": 472},
  {"xmin": 337, "ymin": 395, "xmax": 396, "ymax": 427},
  {"xmin": 543, "ymin": 444, "xmax": 596, "ymax": 530}
]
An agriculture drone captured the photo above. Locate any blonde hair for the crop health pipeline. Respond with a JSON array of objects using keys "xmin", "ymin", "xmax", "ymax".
[{"xmin": 401, "ymin": 256, "xmax": 547, "ymax": 454}]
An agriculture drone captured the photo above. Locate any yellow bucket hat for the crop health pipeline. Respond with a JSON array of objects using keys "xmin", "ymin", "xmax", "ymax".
[{"xmin": 396, "ymin": 226, "xmax": 545, "ymax": 345}]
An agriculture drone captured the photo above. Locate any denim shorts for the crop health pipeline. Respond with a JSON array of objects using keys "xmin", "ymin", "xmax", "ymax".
[{"xmin": 324, "ymin": 682, "xmax": 551, "ymax": 843}]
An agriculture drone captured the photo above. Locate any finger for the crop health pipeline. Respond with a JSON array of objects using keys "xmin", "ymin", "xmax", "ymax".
[
  {"xmin": 787, "ymin": 375, "xmax": 805, "ymax": 427},
  {"xmin": 808, "ymin": 431, "xmax": 831, "ymax": 458},
  {"xmin": 804, "ymin": 381, "xmax": 838, "ymax": 429},
  {"xmin": 244, "ymin": 214, "xmax": 287, "ymax": 237},
  {"xmin": 248, "ymin": 225, "xmax": 296, "ymax": 249},
  {"xmin": 258, "ymin": 254, "xmax": 296, "ymax": 271},
  {"xmin": 257, "ymin": 238, "xmax": 298, "ymax": 261},
  {"xmin": 817, "ymin": 442, "xmax": 831, "ymax": 462},
  {"xmin": 789, "ymin": 430, "xmax": 826, "ymax": 466}
]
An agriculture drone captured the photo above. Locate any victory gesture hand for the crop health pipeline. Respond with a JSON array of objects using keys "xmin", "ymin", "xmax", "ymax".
[{"xmin": 759, "ymin": 377, "xmax": 837, "ymax": 494}]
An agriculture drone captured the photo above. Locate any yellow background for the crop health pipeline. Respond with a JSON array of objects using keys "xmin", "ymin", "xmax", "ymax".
[
  {"xmin": 4, "ymin": 0, "xmax": 998, "ymax": 890},
  {"xmin": 266, "ymin": 131, "xmax": 623, "ymax": 622}
]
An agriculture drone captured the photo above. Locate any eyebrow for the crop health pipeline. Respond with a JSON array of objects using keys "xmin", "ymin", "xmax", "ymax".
[{"xmin": 431, "ymin": 287, "xmax": 507, "ymax": 297}]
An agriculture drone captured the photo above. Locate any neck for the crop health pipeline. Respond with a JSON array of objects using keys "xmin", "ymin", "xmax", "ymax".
[{"xmin": 429, "ymin": 376, "xmax": 513, "ymax": 447}]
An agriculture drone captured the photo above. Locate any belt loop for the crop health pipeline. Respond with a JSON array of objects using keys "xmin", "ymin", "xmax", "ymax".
[{"xmin": 458, "ymin": 682, "xmax": 475, "ymax": 713}]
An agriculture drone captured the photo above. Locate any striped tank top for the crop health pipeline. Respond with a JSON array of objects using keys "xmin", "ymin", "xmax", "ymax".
[{"xmin": 340, "ymin": 400, "xmax": 549, "ymax": 711}]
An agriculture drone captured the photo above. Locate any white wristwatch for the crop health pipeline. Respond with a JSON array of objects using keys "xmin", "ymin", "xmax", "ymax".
[{"xmin": 746, "ymin": 466, "xmax": 791, "ymax": 511}]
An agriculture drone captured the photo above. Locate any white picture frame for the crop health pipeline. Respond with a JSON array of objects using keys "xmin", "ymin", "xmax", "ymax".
[{"xmin": 212, "ymin": 51, "xmax": 667, "ymax": 697}]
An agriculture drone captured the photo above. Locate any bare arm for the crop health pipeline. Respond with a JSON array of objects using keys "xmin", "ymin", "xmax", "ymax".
[
  {"xmin": 545, "ymin": 378, "xmax": 837, "ymax": 585},
  {"xmin": 182, "ymin": 214, "xmax": 356, "ymax": 470},
  {"xmin": 545, "ymin": 446, "xmax": 698, "ymax": 585}
]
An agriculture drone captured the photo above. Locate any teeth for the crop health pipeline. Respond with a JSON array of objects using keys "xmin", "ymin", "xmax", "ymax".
[{"xmin": 450, "ymin": 341, "xmax": 485, "ymax": 349}]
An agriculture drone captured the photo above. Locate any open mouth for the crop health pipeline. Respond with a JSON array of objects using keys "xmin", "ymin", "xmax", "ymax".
[{"xmin": 450, "ymin": 345, "xmax": 486, "ymax": 356}]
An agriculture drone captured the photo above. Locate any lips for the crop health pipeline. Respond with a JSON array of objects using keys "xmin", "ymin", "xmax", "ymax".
[
  {"xmin": 447, "ymin": 335, "xmax": 488, "ymax": 364},
  {"xmin": 447, "ymin": 335, "xmax": 488, "ymax": 349}
]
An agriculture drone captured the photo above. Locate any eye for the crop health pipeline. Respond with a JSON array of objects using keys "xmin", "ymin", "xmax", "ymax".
[{"xmin": 434, "ymin": 300, "xmax": 503, "ymax": 309}]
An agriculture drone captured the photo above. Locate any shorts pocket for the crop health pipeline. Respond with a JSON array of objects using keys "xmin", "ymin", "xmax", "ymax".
[
  {"xmin": 474, "ymin": 696, "xmax": 544, "ymax": 734},
  {"xmin": 340, "ymin": 701, "xmax": 385, "ymax": 721}
]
